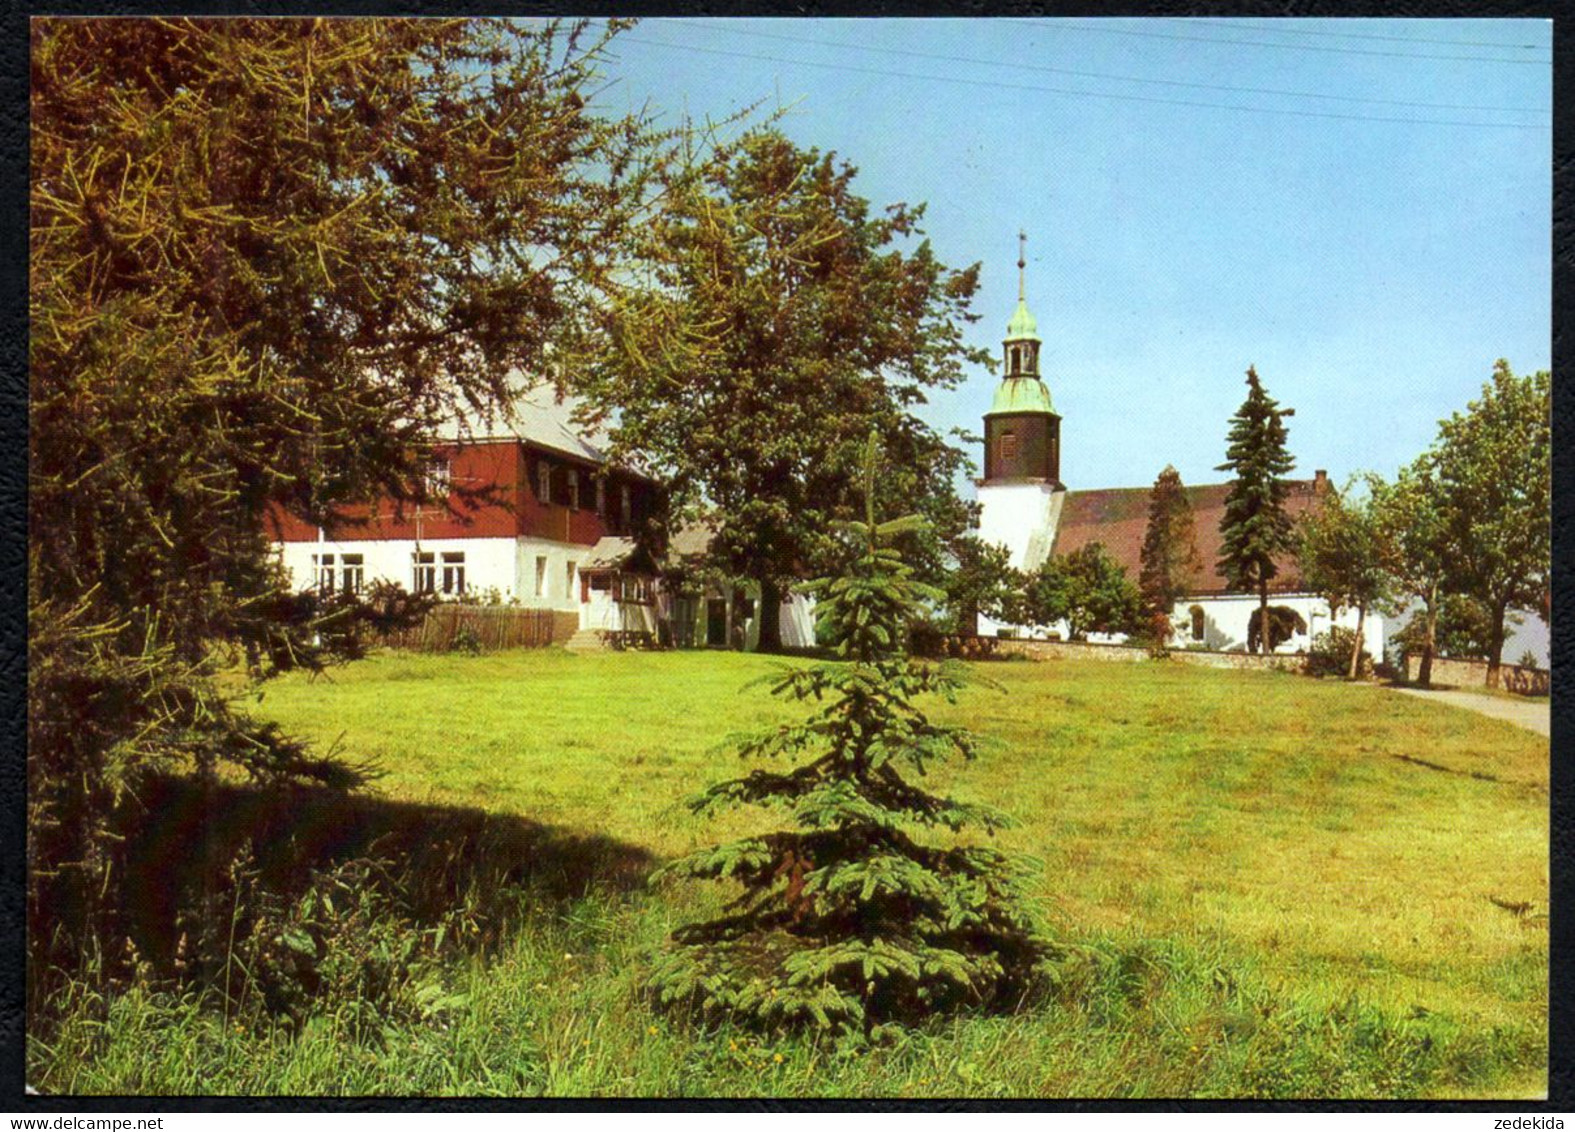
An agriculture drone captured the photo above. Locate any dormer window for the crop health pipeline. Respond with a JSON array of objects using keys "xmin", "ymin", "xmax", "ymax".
[{"xmin": 423, "ymin": 457, "xmax": 450, "ymax": 500}]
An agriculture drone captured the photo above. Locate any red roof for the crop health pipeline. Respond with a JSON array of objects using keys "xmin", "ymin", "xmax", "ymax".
[{"xmin": 1052, "ymin": 479, "xmax": 1327, "ymax": 597}]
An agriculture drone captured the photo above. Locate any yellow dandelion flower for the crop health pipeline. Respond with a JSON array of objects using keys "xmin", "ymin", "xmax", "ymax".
[
  {"xmin": 648, "ymin": 1025, "xmax": 659, "ymax": 1036},
  {"xmin": 773, "ymin": 1053, "xmax": 784, "ymax": 1064}
]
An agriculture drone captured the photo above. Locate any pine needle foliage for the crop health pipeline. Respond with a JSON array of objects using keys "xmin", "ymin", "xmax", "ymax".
[
  {"xmin": 648, "ymin": 435, "xmax": 1051, "ymax": 1036},
  {"xmin": 1215, "ymin": 366, "xmax": 1296, "ymax": 655},
  {"xmin": 1139, "ymin": 465, "xmax": 1202, "ymax": 621}
]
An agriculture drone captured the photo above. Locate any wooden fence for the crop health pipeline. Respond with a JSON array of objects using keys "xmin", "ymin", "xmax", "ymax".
[{"xmin": 378, "ymin": 605, "xmax": 567, "ymax": 652}]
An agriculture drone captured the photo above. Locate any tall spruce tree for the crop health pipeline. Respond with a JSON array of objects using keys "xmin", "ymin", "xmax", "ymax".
[
  {"xmin": 1215, "ymin": 367, "xmax": 1296, "ymax": 655},
  {"xmin": 1138, "ymin": 466, "xmax": 1202, "ymax": 638},
  {"xmin": 648, "ymin": 434, "xmax": 1049, "ymax": 1035}
]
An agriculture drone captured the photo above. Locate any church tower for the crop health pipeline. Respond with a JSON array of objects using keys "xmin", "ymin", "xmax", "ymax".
[{"xmin": 977, "ymin": 233, "xmax": 1066, "ymax": 582}]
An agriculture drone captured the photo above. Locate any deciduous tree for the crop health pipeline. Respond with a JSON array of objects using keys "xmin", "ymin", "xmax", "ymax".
[
  {"xmin": 1430, "ymin": 360, "xmax": 1550, "ymax": 687},
  {"xmin": 936, "ymin": 535, "xmax": 1022, "ymax": 637},
  {"xmin": 581, "ymin": 129, "xmax": 990, "ymax": 651},
  {"xmin": 30, "ymin": 17, "xmax": 675, "ymax": 973},
  {"xmin": 1296, "ymin": 482, "xmax": 1389, "ymax": 679},
  {"xmin": 1022, "ymin": 544, "xmax": 1142, "ymax": 642},
  {"xmin": 1370, "ymin": 461, "xmax": 1452, "ymax": 687},
  {"xmin": 1215, "ymin": 366, "xmax": 1296, "ymax": 655}
]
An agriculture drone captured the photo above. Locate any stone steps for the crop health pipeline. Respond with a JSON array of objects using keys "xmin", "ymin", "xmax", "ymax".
[{"xmin": 562, "ymin": 628, "xmax": 605, "ymax": 653}]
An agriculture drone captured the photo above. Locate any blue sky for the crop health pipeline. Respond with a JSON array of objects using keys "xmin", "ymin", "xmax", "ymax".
[{"xmin": 591, "ymin": 16, "xmax": 1551, "ymax": 496}]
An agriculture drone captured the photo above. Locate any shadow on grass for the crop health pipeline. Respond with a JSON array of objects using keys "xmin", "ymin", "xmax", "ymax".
[{"xmin": 116, "ymin": 774, "xmax": 656, "ymax": 974}]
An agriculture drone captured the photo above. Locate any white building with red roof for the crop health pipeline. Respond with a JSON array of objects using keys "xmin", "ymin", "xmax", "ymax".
[{"xmin": 975, "ymin": 256, "xmax": 1384, "ymax": 657}]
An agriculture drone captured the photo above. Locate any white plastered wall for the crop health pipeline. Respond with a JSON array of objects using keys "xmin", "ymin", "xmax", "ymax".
[
  {"xmin": 277, "ymin": 534, "xmax": 586, "ymax": 612},
  {"xmin": 742, "ymin": 592, "xmax": 818, "ymax": 650},
  {"xmin": 977, "ymin": 482, "xmax": 1061, "ymax": 573},
  {"xmin": 513, "ymin": 537, "xmax": 593, "ymax": 612},
  {"xmin": 981, "ymin": 592, "xmax": 1384, "ymax": 657},
  {"xmin": 277, "ymin": 535, "xmax": 514, "ymax": 598},
  {"xmin": 1170, "ymin": 593, "xmax": 1386, "ymax": 657}
]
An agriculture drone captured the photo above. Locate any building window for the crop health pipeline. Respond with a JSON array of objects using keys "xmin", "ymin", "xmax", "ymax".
[
  {"xmin": 341, "ymin": 553, "xmax": 364, "ymax": 595},
  {"xmin": 595, "ymin": 477, "xmax": 606, "ymax": 517},
  {"xmin": 423, "ymin": 457, "xmax": 451, "ymax": 500},
  {"xmin": 619, "ymin": 484, "xmax": 632, "ymax": 531},
  {"xmin": 534, "ymin": 555, "xmax": 548, "ymax": 598},
  {"xmin": 1190, "ymin": 605, "xmax": 1205, "ymax": 643},
  {"xmin": 1000, "ymin": 431, "xmax": 1018, "ymax": 462},
  {"xmin": 568, "ymin": 469, "xmax": 580, "ymax": 511},
  {"xmin": 312, "ymin": 553, "xmax": 335, "ymax": 593},
  {"xmin": 536, "ymin": 459, "xmax": 551, "ymax": 502},
  {"xmin": 565, "ymin": 561, "xmax": 577, "ymax": 602},
  {"xmin": 412, "ymin": 551, "xmax": 436, "ymax": 594},
  {"xmin": 441, "ymin": 552, "xmax": 466, "ymax": 596}
]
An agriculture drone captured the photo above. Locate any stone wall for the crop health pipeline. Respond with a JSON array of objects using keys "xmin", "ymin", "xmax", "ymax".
[
  {"xmin": 949, "ymin": 636, "xmax": 1304, "ymax": 672},
  {"xmin": 1168, "ymin": 648, "xmax": 1305, "ymax": 673},
  {"xmin": 1404, "ymin": 655, "xmax": 1549, "ymax": 696}
]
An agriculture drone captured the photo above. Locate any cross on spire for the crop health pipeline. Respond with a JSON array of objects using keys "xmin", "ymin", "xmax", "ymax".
[{"xmin": 1017, "ymin": 229, "xmax": 1027, "ymax": 303}]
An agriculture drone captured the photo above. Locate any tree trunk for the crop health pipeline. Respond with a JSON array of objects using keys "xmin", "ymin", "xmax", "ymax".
[
  {"xmin": 1259, "ymin": 578, "xmax": 1271, "ymax": 656},
  {"xmin": 1485, "ymin": 597, "xmax": 1508, "ymax": 689},
  {"xmin": 755, "ymin": 575, "xmax": 784, "ymax": 654},
  {"xmin": 960, "ymin": 597, "xmax": 980, "ymax": 638},
  {"xmin": 1347, "ymin": 604, "xmax": 1366, "ymax": 680},
  {"xmin": 1418, "ymin": 594, "xmax": 1438, "ymax": 689}
]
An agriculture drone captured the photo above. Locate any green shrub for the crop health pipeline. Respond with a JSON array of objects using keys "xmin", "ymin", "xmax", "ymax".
[
  {"xmin": 232, "ymin": 857, "xmax": 449, "ymax": 1036},
  {"xmin": 1306, "ymin": 627, "xmax": 1370, "ymax": 679},
  {"xmin": 451, "ymin": 623, "xmax": 483, "ymax": 656}
]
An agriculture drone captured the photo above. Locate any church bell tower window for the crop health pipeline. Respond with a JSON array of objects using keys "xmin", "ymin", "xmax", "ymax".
[{"xmin": 1000, "ymin": 430, "xmax": 1018, "ymax": 462}]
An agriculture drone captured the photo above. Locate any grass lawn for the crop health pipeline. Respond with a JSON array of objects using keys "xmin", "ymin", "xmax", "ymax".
[{"xmin": 32, "ymin": 649, "xmax": 1548, "ymax": 1098}]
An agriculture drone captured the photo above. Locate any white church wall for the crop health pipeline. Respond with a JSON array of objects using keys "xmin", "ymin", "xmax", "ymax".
[
  {"xmin": 979, "ymin": 593, "xmax": 1384, "ymax": 658},
  {"xmin": 977, "ymin": 482, "xmax": 1060, "ymax": 572},
  {"xmin": 1170, "ymin": 593, "xmax": 1385, "ymax": 657}
]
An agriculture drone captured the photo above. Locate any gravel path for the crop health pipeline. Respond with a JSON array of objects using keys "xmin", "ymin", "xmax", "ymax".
[{"xmin": 1391, "ymin": 686, "xmax": 1550, "ymax": 737}]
